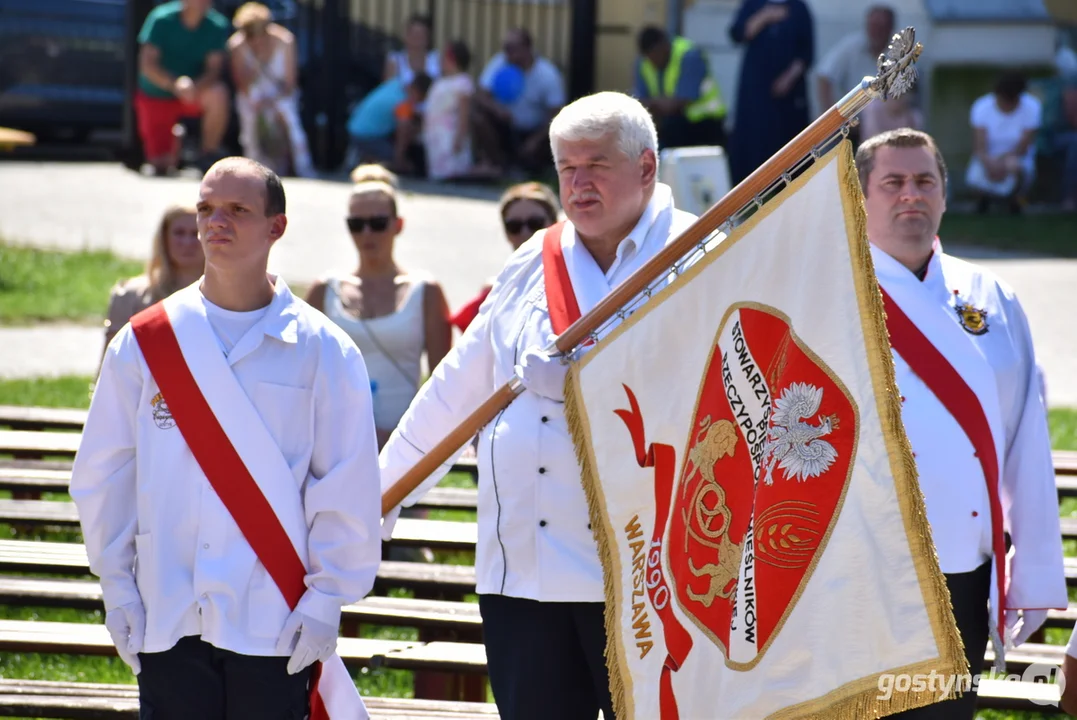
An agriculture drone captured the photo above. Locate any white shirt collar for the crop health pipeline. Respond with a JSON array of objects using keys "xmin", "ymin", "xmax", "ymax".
[{"xmin": 559, "ymin": 184, "xmax": 675, "ymax": 319}]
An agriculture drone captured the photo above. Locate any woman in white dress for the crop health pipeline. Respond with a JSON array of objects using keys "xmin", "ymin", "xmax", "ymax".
[
  {"xmin": 383, "ymin": 14, "xmax": 440, "ymax": 88},
  {"xmin": 228, "ymin": 2, "xmax": 315, "ymax": 177},
  {"xmin": 305, "ymin": 165, "xmax": 452, "ymax": 448}
]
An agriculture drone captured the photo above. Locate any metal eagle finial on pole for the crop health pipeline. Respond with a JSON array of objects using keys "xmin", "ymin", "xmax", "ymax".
[{"xmin": 380, "ymin": 27, "xmax": 926, "ymax": 517}]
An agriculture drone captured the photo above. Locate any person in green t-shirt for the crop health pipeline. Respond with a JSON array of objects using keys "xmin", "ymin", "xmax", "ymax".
[{"xmin": 134, "ymin": 0, "xmax": 231, "ymax": 175}]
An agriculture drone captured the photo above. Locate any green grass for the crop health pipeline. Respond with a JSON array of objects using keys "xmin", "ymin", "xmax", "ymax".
[
  {"xmin": 0, "ymin": 379, "xmax": 1072, "ymax": 713},
  {"xmin": 0, "ymin": 243, "xmax": 143, "ymax": 325},
  {"xmin": 0, "ymin": 376, "xmax": 95, "ymax": 409},
  {"xmin": 940, "ymin": 213, "xmax": 1077, "ymax": 258}
]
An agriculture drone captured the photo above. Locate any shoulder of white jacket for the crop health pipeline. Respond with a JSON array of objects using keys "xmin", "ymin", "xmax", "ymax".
[{"xmin": 939, "ymin": 252, "xmax": 1020, "ymax": 305}]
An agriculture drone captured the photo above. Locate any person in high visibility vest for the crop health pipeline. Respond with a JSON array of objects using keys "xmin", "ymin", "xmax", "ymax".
[{"xmin": 634, "ymin": 26, "xmax": 727, "ymax": 150}]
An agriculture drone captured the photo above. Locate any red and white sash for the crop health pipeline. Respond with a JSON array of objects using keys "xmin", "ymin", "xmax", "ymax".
[
  {"xmin": 879, "ymin": 286, "xmax": 1008, "ymax": 646},
  {"xmin": 131, "ymin": 298, "xmax": 367, "ymax": 720}
]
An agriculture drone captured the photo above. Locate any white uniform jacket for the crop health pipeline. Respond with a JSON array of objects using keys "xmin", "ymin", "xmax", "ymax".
[
  {"xmin": 873, "ymin": 244, "xmax": 1067, "ymax": 620},
  {"xmin": 70, "ymin": 277, "xmax": 382, "ymax": 656},
  {"xmin": 380, "ymin": 183, "xmax": 697, "ymax": 602}
]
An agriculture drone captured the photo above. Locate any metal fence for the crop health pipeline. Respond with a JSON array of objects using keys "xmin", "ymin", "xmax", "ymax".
[{"xmin": 123, "ymin": 0, "xmax": 596, "ymax": 170}]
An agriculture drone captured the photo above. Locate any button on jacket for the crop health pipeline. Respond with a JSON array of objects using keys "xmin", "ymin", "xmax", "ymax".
[{"xmin": 380, "ymin": 184, "xmax": 697, "ymax": 601}]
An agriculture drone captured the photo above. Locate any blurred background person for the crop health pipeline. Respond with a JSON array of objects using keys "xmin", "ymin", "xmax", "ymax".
[
  {"xmin": 423, "ymin": 41, "xmax": 481, "ymax": 181},
  {"xmin": 450, "ymin": 182, "xmax": 559, "ymax": 334},
  {"xmin": 472, "ymin": 28, "xmax": 565, "ymax": 176},
  {"xmin": 634, "ymin": 25, "xmax": 728, "ymax": 150},
  {"xmin": 815, "ymin": 5, "xmax": 895, "ymax": 112},
  {"xmin": 966, "ymin": 72, "xmax": 1042, "ymax": 214},
  {"xmin": 383, "ymin": 14, "xmax": 440, "ymax": 88},
  {"xmin": 727, "ymin": 0, "xmax": 814, "ymax": 184},
  {"xmin": 228, "ymin": 2, "xmax": 314, "ymax": 177},
  {"xmin": 134, "ymin": 0, "xmax": 231, "ymax": 175},
  {"xmin": 858, "ymin": 88, "xmax": 923, "ymax": 143},
  {"xmin": 102, "ymin": 204, "xmax": 203, "ymax": 354},
  {"xmin": 305, "ymin": 166, "xmax": 451, "ymax": 448}
]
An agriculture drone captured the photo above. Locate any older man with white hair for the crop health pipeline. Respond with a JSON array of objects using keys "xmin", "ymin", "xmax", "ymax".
[{"xmin": 378, "ymin": 91, "xmax": 697, "ymax": 720}]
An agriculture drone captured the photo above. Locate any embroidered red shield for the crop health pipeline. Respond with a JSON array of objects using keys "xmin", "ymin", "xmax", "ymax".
[{"xmin": 666, "ymin": 304, "xmax": 858, "ymax": 667}]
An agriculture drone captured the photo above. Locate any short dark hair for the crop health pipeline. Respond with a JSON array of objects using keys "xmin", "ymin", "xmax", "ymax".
[
  {"xmin": 406, "ymin": 13, "xmax": 431, "ymax": 31},
  {"xmin": 994, "ymin": 72, "xmax": 1027, "ymax": 104},
  {"xmin": 411, "ymin": 72, "xmax": 433, "ymax": 97},
  {"xmin": 205, "ymin": 157, "xmax": 286, "ymax": 216},
  {"xmin": 637, "ymin": 26, "xmax": 667, "ymax": 55},
  {"xmin": 508, "ymin": 27, "xmax": 532, "ymax": 49},
  {"xmin": 448, "ymin": 40, "xmax": 472, "ymax": 73},
  {"xmin": 854, "ymin": 128, "xmax": 948, "ymax": 195},
  {"xmin": 867, "ymin": 5, "xmax": 895, "ymax": 26}
]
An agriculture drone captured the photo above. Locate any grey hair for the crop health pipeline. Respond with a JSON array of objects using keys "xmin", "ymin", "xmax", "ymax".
[{"xmin": 549, "ymin": 91, "xmax": 659, "ymax": 170}]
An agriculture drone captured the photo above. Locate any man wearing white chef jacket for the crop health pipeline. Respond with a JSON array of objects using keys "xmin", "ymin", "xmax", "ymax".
[
  {"xmin": 855, "ymin": 128, "xmax": 1066, "ymax": 718},
  {"xmin": 378, "ymin": 91, "xmax": 697, "ymax": 720},
  {"xmin": 70, "ymin": 157, "xmax": 380, "ymax": 719}
]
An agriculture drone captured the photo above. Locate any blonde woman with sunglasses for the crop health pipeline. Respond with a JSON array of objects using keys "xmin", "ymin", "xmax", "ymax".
[
  {"xmin": 103, "ymin": 204, "xmax": 204, "ymax": 357},
  {"xmin": 305, "ymin": 165, "xmax": 451, "ymax": 448}
]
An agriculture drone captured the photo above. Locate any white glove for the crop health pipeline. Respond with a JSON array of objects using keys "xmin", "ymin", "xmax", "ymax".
[
  {"xmin": 275, "ymin": 608, "xmax": 340, "ymax": 675},
  {"xmin": 1007, "ymin": 608, "xmax": 1049, "ymax": 648},
  {"xmin": 515, "ymin": 344, "xmax": 568, "ymax": 402},
  {"xmin": 104, "ymin": 601, "xmax": 145, "ymax": 674}
]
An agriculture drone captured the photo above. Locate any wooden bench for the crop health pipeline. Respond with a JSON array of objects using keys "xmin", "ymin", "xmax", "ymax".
[
  {"xmin": 0, "ymin": 679, "xmax": 499, "ymax": 720},
  {"xmin": 0, "ymin": 466, "xmax": 478, "ymax": 511},
  {"xmin": 0, "ymin": 539, "xmax": 477, "ymax": 597},
  {"xmin": 0, "ymin": 574, "xmax": 482, "ymax": 636},
  {"xmin": 0, "ymin": 619, "xmax": 1066, "ymax": 715},
  {"xmin": 0, "ymin": 499, "xmax": 478, "ymax": 552},
  {"xmin": 0, "ymin": 427, "xmax": 479, "ymax": 479}
]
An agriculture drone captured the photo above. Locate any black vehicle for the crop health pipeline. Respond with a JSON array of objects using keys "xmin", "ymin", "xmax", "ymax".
[{"xmin": 0, "ymin": 0, "xmax": 299, "ymax": 144}]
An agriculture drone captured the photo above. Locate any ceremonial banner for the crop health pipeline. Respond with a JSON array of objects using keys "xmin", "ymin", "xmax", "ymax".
[{"xmin": 565, "ymin": 142, "xmax": 965, "ymax": 719}]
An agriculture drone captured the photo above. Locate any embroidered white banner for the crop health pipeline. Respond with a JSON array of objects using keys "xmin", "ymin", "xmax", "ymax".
[{"xmin": 565, "ymin": 142, "xmax": 964, "ymax": 720}]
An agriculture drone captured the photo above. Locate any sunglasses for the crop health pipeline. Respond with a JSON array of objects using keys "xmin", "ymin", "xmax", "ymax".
[
  {"xmin": 504, "ymin": 216, "xmax": 551, "ymax": 235},
  {"xmin": 347, "ymin": 215, "xmax": 393, "ymax": 233}
]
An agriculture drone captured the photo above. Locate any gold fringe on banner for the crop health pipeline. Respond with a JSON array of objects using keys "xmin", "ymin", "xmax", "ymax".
[
  {"xmin": 834, "ymin": 139, "xmax": 969, "ymax": 698},
  {"xmin": 563, "ymin": 140, "xmax": 965, "ymax": 720},
  {"xmin": 564, "ymin": 371, "xmax": 633, "ymax": 720}
]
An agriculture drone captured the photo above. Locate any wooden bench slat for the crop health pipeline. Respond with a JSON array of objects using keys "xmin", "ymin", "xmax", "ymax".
[
  {"xmin": 0, "ymin": 539, "xmax": 477, "ymax": 594},
  {"xmin": 975, "ymin": 678, "xmax": 1062, "ymax": 711},
  {"xmin": 375, "ymin": 641, "xmax": 489, "ymax": 674},
  {"xmin": 0, "ymin": 619, "xmax": 416, "ymax": 664},
  {"xmin": 0, "ymin": 679, "xmax": 499, "ymax": 719},
  {"xmin": 0, "ymin": 575, "xmax": 482, "ymax": 632},
  {"xmin": 1057, "ymin": 450, "xmax": 1077, "ymax": 476},
  {"xmin": 0, "ymin": 428, "xmax": 480, "ymax": 476},
  {"xmin": 0, "ymin": 469, "xmax": 477, "ymax": 510},
  {"xmin": 0, "ymin": 500, "xmax": 477, "ymax": 551},
  {"xmin": 0, "ymin": 406, "xmax": 88, "ymax": 431}
]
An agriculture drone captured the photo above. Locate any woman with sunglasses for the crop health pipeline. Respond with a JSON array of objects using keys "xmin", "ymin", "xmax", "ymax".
[
  {"xmin": 450, "ymin": 181, "xmax": 560, "ymax": 333},
  {"xmin": 306, "ymin": 165, "xmax": 452, "ymax": 448}
]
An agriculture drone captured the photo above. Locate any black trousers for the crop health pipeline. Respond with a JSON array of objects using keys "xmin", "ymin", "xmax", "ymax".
[
  {"xmin": 137, "ymin": 635, "xmax": 313, "ymax": 720},
  {"xmin": 887, "ymin": 561, "xmax": 991, "ymax": 720},
  {"xmin": 478, "ymin": 594, "xmax": 615, "ymax": 720}
]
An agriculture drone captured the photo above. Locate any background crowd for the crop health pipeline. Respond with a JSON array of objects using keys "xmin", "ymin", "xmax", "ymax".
[{"xmin": 133, "ymin": 0, "xmax": 1077, "ymax": 215}]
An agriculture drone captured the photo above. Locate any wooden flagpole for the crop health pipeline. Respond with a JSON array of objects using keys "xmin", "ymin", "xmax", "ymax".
[{"xmin": 382, "ymin": 28, "xmax": 923, "ymax": 516}]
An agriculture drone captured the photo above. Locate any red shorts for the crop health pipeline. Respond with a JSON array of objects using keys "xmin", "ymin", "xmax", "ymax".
[{"xmin": 134, "ymin": 91, "xmax": 202, "ymax": 159}]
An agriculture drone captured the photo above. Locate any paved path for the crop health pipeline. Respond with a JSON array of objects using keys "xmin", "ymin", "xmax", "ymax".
[{"xmin": 0, "ymin": 162, "xmax": 1073, "ymax": 407}]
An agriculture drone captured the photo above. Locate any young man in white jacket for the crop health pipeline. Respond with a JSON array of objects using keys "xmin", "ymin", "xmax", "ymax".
[
  {"xmin": 71, "ymin": 157, "xmax": 381, "ymax": 719},
  {"xmin": 855, "ymin": 129, "xmax": 1066, "ymax": 718},
  {"xmin": 379, "ymin": 91, "xmax": 697, "ymax": 720}
]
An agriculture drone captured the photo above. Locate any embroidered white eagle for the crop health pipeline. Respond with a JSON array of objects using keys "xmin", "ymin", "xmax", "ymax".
[{"xmin": 760, "ymin": 382, "xmax": 840, "ymax": 485}]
